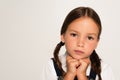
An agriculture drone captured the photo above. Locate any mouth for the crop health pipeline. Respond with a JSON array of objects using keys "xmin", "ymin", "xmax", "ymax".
[{"xmin": 74, "ymin": 50, "xmax": 84, "ymax": 55}]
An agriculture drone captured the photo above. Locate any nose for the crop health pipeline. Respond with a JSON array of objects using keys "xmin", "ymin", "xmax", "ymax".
[{"xmin": 77, "ymin": 38, "xmax": 84, "ymax": 47}]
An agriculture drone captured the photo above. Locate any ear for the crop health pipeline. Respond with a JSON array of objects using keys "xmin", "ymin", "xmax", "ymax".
[{"xmin": 61, "ymin": 35, "xmax": 65, "ymax": 43}]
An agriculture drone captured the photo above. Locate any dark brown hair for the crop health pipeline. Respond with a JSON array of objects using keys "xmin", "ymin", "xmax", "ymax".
[{"xmin": 53, "ymin": 7, "xmax": 102, "ymax": 80}]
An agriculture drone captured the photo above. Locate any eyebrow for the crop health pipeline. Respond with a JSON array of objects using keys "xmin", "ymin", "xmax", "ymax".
[
  {"xmin": 87, "ymin": 33, "xmax": 98, "ymax": 36},
  {"xmin": 68, "ymin": 29, "xmax": 79, "ymax": 33}
]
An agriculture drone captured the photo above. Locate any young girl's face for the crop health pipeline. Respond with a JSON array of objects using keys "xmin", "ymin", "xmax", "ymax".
[{"xmin": 61, "ymin": 17, "xmax": 99, "ymax": 60}]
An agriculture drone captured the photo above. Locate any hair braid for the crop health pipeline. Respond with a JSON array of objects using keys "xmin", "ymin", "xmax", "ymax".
[
  {"xmin": 53, "ymin": 41, "xmax": 66, "ymax": 76},
  {"xmin": 90, "ymin": 50, "xmax": 102, "ymax": 80}
]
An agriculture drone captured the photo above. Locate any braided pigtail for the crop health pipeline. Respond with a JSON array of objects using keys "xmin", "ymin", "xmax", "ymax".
[
  {"xmin": 53, "ymin": 41, "xmax": 66, "ymax": 76},
  {"xmin": 90, "ymin": 50, "xmax": 102, "ymax": 80}
]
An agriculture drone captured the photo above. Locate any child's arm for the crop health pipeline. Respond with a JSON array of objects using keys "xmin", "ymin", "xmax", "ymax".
[{"xmin": 77, "ymin": 58, "xmax": 90, "ymax": 80}]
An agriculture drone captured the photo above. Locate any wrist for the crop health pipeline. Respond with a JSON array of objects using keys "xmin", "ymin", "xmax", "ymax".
[
  {"xmin": 64, "ymin": 72, "xmax": 76, "ymax": 80},
  {"xmin": 77, "ymin": 74, "xmax": 88, "ymax": 80}
]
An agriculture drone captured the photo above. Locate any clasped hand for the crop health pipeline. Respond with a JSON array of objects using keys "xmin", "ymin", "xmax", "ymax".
[{"xmin": 64, "ymin": 55, "xmax": 90, "ymax": 80}]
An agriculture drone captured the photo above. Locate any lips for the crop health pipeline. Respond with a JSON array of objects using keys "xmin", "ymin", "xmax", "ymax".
[{"xmin": 74, "ymin": 50, "xmax": 84, "ymax": 54}]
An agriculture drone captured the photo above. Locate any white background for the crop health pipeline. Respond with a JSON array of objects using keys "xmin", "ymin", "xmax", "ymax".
[{"xmin": 0, "ymin": 0, "xmax": 120, "ymax": 80}]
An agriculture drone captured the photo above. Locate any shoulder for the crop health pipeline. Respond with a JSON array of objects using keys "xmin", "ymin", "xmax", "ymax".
[
  {"xmin": 45, "ymin": 58, "xmax": 57, "ymax": 76},
  {"xmin": 101, "ymin": 61, "xmax": 115, "ymax": 80},
  {"xmin": 41, "ymin": 58, "xmax": 57, "ymax": 80},
  {"xmin": 101, "ymin": 61, "xmax": 113, "ymax": 72}
]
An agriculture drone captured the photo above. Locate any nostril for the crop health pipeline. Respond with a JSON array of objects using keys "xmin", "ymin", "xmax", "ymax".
[{"xmin": 77, "ymin": 41, "xmax": 84, "ymax": 47}]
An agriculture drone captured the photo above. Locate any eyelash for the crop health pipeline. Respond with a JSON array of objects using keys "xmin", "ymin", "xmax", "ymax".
[
  {"xmin": 70, "ymin": 33, "xmax": 77, "ymax": 37},
  {"xmin": 70, "ymin": 33, "xmax": 95, "ymax": 40},
  {"xmin": 87, "ymin": 36, "xmax": 94, "ymax": 40}
]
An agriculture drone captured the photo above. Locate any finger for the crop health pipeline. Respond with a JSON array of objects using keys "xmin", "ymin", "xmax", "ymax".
[
  {"xmin": 75, "ymin": 61, "xmax": 80, "ymax": 68},
  {"xmin": 66, "ymin": 55, "xmax": 80, "ymax": 67},
  {"xmin": 83, "ymin": 57, "xmax": 91, "ymax": 64},
  {"xmin": 79, "ymin": 57, "xmax": 91, "ymax": 64},
  {"xmin": 68, "ymin": 59, "xmax": 80, "ymax": 68},
  {"xmin": 66, "ymin": 54, "xmax": 73, "ymax": 61},
  {"xmin": 66, "ymin": 55, "xmax": 79, "ymax": 63}
]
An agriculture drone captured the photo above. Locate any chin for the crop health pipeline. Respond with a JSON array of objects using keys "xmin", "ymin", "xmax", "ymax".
[
  {"xmin": 73, "ymin": 56, "xmax": 82, "ymax": 60},
  {"xmin": 73, "ymin": 56, "xmax": 86, "ymax": 60}
]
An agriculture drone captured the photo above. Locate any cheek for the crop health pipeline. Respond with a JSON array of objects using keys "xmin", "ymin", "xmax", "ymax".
[
  {"xmin": 65, "ymin": 40, "xmax": 75, "ymax": 48},
  {"xmin": 64, "ymin": 38, "xmax": 76, "ymax": 51},
  {"xmin": 86, "ymin": 42, "xmax": 98, "ymax": 50},
  {"xmin": 64, "ymin": 36, "xmax": 76, "ymax": 46},
  {"xmin": 85, "ymin": 43, "xmax": 97, "ymax": 56}
]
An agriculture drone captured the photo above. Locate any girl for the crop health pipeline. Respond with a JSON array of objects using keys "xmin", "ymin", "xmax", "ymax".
[{"xmin": 43, "ymin": 7, "xmax": 115, "ymax": 80}]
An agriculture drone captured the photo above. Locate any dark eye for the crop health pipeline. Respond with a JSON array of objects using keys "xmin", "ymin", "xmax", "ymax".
[
  {"xmin": 70, "ymin": 33, "xmax": 77, "ymax": 37},
  {"xmin": 88, "ymin": 36, "xmax": 94, "ymax": 40}
]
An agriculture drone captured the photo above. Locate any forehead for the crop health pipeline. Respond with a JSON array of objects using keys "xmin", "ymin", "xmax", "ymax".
[{"xmin": 67, "ymin": 17, "xmax": 99, "ymax": 34}]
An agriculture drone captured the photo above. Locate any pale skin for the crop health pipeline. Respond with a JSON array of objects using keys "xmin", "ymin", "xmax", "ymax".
[{"xmin": 61, "ymin": 17, "xmax": 99, "ymax": 80}]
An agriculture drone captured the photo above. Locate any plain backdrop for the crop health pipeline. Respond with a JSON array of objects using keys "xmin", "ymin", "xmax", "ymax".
[{"xmin": 0, "ymin": 0, "xmax": 120, "ymax": 80}]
